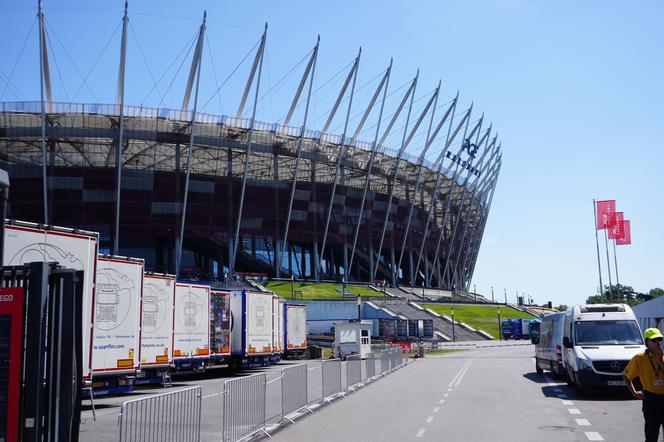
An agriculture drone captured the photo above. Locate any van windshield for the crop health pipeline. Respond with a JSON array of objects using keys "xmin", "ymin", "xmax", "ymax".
[{"xmin": 574, "ymin": 320, "xmax": 643, "ymax": 345}]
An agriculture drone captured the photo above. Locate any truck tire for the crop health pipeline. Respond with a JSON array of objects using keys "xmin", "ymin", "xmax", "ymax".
[{"xmin": 535, "ymin": 359, "xmax": 543, "ymax": 374}]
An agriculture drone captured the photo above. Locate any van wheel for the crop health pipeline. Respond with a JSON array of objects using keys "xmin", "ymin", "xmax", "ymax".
[
  {"xmin": 535, "ymin": 359, "xmax": 543, "ymax": 374},
  {"xmin": 566, "ymin": 371, "xmax": 574, "ymax": 387}
]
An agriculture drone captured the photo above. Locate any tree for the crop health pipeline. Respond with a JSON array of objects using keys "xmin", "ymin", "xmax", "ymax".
[
  {"xmin": 649, "ymin": 288, "xmax": 664, "ymax": 299},
  {"xmin": 555, "ymin": 305, "xmax": 568, "ymax": 312}
]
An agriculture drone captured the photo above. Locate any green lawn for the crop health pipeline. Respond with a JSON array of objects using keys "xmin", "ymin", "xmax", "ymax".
[
  {"xmin": 265, "ymin": 281, "xmax": 384, "ymax": 300},
  {"xmin": 423, "ymin": 304, "xmax": 536, "ymax": 339}
]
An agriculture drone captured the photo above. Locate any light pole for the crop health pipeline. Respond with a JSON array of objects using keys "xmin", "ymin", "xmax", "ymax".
[
  {"xmin": 291, "ymin": 274, "xmax": 295, "ymax": 301},
  {"xmin": 357, "ymin": 294, "xmax": 362, "ymax": 322},
  {"xmin": 451, "ymin": 306, "xmax": 456, "ymax": 342},
  {"xmin": 422, "ymin": 282, "xmax": 425, "ymax": 301},
  {"xmin": 497, "ymin": 306, "xmax": 501, "ymax": 341},
  {"xmin": 491, "ymin": 286, "xmax": 494, "ymax": 303},
  {"xmin": 342, "ymin": 277, "xmax": 346, "ymax": 296},
  {"xmin": 474, "ymin": 284, "xmax": 477, "ymax": 302},
  {"xmin": 504, "ymin": 288, "xmax": 507, "ymax": 305}
]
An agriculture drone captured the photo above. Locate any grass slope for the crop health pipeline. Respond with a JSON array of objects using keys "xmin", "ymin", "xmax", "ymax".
[
  {"xmin": 265, "ymin": 281, "xmax": 383, "ymax": 300},
  {"xmin": 423, "ymin": 304, "xmax": 536, "ymax": 339}
]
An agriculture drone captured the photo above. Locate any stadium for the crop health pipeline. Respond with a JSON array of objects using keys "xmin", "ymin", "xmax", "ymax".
[{"xmin": 0, "ymin": 7, "xmax": 502, "ymax": 291}]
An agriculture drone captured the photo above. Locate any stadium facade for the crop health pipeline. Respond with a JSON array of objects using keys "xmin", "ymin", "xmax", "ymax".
[{"xmin": 0, "ymin": 7, "xmax": 501, "ymax": 291}]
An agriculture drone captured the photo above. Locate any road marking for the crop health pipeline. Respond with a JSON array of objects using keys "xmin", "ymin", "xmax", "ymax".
[
  {"xmin": 568, "ymin": 408, "xmax": 581, "ymax": 415},
  {"xmin": 416, "ymin": 428, "xmax": 426, "ymax": 438},
  {"xmin": 448, "ymin": 360, "xmax": 472, "ymax": 387},
  {"xmin": 426, "ymin": 416, "xmax": 433, "ymax": 423},
  {"xmin": 202, "ymin": 392, "xmax": 223, "ymax": 399},
  {"xmin": 452, "ymin": 359, "xmax": 473, "ymax": 388},
  {"xmin": 308, "ymin": 366, "xmax": 321, "ymax": 372},
  {"xmin": 439, "ymin": 399, "xmax": 445, "ymax": 404},
  {"xmin": 575, "ymin": 419, "xmax": 591, "ymax": 426},
  {"xmin": 433, "ymin": 407, "xmax": 440, "ymax": 413},
  {"xmin": 444, "ymin": 393, "xmax": 449, "ymax": 398},
  {"xmin": 561, "ymin": 400, "xmax": 574, "ymax": 406},
  {"xmin": 584, "ymin": 431, "xmax": 604, "ymax": 441}
]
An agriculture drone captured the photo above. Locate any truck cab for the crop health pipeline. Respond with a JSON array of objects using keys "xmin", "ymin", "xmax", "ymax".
[{"xmin": 562, "ymin": 304, "xmax": 644, "ymax": 393}]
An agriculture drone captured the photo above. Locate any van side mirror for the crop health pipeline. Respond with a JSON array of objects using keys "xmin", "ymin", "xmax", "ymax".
[{"xmin": 562, "ymin": 337, "xmax": 572, "ymax": 349}]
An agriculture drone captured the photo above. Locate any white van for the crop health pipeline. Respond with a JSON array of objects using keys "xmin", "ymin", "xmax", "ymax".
[
  {"xmin": 562, "ymin": 304, "xmax": 644, "ymax": 393},
  {"xmin": 535, "ymin": 312, "xmax": 566, "ymax": 376}
]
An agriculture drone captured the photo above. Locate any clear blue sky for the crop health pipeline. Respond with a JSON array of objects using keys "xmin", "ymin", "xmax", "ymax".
[{"xmin": 1, "ymin": 0, "xmax": 662, "ymax": 308}]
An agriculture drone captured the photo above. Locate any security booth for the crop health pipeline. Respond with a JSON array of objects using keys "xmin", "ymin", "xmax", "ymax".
[{"xmin": 333, "ymin": 321, "xmax": 372, "ymax": 359}]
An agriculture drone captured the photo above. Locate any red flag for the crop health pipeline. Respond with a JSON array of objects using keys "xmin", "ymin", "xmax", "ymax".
[
  {"xmin": 616, "ymin": 220, "xmax": 631, "ymax": 245},
  {"xmin": 608, "ymin": 212, "xmax": 624, "ymax": 240},
  {"xmin": 596, "ymin": 200, "xmax": 616, "ymax": 229}
]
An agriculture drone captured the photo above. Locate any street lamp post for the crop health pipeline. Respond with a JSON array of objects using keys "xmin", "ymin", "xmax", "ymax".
[
  {"xmin": 451, "ymin": 306, "xmax": 456, "ymax": 342},
  {"xmin": 474, "ymin": 284, "xmax": 477, "ymax": 302},
  {"xmin": 342, "ymin": 277, "xmax": 347, "ymax": 296},
  {"xmin": 491, "ymin": 286, "xmax": 494, "ymax": 303},
  {"xmin": 504, "ymin": 288, "xmax": 507, "ymax": 305},
  {"xmin": 497, "ymin": 306, "xmax": 501, "ymax": 341},
  {"xmin": 357, "ymin": 294, "xmax": 362, "ymax": 322},
  {"xmin": 422, "ymin": 282, "xmax": 425, "ymax": 301},
  {"xmin": 291, "ymin": 274, "xmax": 295, "ymax": 301}
]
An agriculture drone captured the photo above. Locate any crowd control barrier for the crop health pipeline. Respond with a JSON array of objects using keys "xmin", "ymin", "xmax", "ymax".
[
  {"xmin": 118, "ymin": 386, "xmax": 201, "ymax": 442},
  {"xmin": 366, "ymin": 352, "xmax": 376, "ymax": 379},
  {"xmin": 223, "ymin": 374, "xmax": 268, "ymax": 442},
  {"xmin": 322, "ymin": 359, "xmax": 342, "ymax": 399},
  {"xmin": 116, "ymin": 351, "xmax": 410, "ymax": 442},
  {"xmin": 380, "ymin": 349, "xmax": 390, "ymax": 374},
  {"xmin": 281, "ymin": 364, "xmax": 309, "ymax": 420},
  {"xmin": 346, "ymin": 354, "xmax": 362, "ymax": 388}
]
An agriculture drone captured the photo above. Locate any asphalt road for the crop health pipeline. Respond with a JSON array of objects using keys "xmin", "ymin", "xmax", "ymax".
[
  {"xmin": 269, "ymin": 344, "xmax": 651, "ymax": 442},
  {"xmin": 79, "ymin": 343, "xmax": 655, "ymax": 442}
]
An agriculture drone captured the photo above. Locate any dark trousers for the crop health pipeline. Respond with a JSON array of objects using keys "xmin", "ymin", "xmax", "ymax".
[{"xmin": 643, "ymin": 391, "xmax": 664, "ymax": 442}]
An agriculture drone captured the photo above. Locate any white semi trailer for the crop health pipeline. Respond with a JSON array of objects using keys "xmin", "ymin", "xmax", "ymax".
[
  {"xmin": 173, "ymin": 282, "xmax": 211, "ymax": 371},
  {"xmin": 284, "ymin": 303, "xmax": 307, "ymax": 359},
  {"xmin": 230, "ymin": 289, "xmax": 275, "ymax": 367},
  {"xmin": 3, "ymin": 220, "xmax": 98, "ymax": 382},
  {"xmin": 91, "ymin": 255, "xmax": 144, "ymax": 394},
  {"xmin": 136, "ymin": 273, "xmax": 176, "ymax": 384}
]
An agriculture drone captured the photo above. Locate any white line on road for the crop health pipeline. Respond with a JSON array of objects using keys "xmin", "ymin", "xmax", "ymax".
[
  {"xmin": 448, "ymin": 360, "xmax": 472, "ymax": 387},
  {"xmin": 584, "ymin": 431, "xmax": 604, "ymax": 441},
  {"xmin": 575, "ymin": 419, "xmax": 591, "ymax": 426},
  {"xmin": 453, "ymin": 359, "xmax": 473, "ymax": 388},
  {"xmin": 568, "ymin": 408, "xmax": 581, "ymax": 415},
  {"xmin": 202, "ymin": 392, "xmax": 223, "ymax": 399},
  {"xmin": 439, "ymin": 399, "xmax": 445, "ymax": 404},
  {"xmin": 307, "ymin": 365, "xmax": 321, "ymax": 371},
  {"xmin": 561, "ymin": 400, "xmax": 574, "ymax": 406},
  {"xmin": 416, "ymin": 428, "xmax": 426, "ymax": 438},
  {"xmin": 444, "ymin": 393, "xmax": 449, "ymax": 398},
  {"xmin": 433, "ymin": 407, "xmax": 440, "ymax": 413},
  {"xmin": 426, "ymin": 416, "xmax": 433, "ymax": 423}
]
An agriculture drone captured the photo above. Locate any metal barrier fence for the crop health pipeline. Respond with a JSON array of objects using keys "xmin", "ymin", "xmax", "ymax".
[
  {"xmin": 390, "ymin": 348, "xmax": 399, "ymax": 369},
  {"xmin": 118, "ymin": 352, "xmax": 413, "ymax": 441},
  {"xmin": 118, "ymin": 386, "xmax": 201, "ymax": 442},
  {"xmin": 380, "ymin": 350, "xmax": 390, "ymax": 374},
  {"xmin": 322, "ymin": 359, "xmax": 342, "ymax": 399},
  {"xmin": 346, "ymin": 354, "xmax": 362, "ymax": 388},
  {"xmin": 282, "ymin": 364, "xmax": 308, "ymax": 419},
  {"xmin": 366, "ymin": 352, "xmax": 376, "ymax": 379},
  {"xmin": 223, "ymin": 374, "xmax": 268, "ymax": 442}
]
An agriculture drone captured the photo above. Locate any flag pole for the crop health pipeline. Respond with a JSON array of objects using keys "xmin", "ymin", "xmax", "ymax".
[
  {"xmin": 612, "ymin": 239, "xmax": 620, "ymax": 289},
  {"xmin": 592, "ymin": 199, "xmax": 604, "ymax": 299},
  {"xmin": 603, "ymin": 228, "xmax": 614, "ymax": 302}
]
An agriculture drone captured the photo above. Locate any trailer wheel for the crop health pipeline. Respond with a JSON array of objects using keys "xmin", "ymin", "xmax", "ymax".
[{"xmin": 535, "ymin": 359, "xmax": 543, "ymax": 374}]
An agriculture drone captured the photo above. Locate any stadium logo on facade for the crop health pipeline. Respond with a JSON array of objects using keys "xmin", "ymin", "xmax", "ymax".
[{"xmin": 462, "ymin": 139, "xmax": 479, "ymax": 158}]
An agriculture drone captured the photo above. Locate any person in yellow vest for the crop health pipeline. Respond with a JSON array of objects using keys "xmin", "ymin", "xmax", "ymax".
[{"xmin": 624, "ymin": 327, "xmax": 664, "ymax": 442}]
